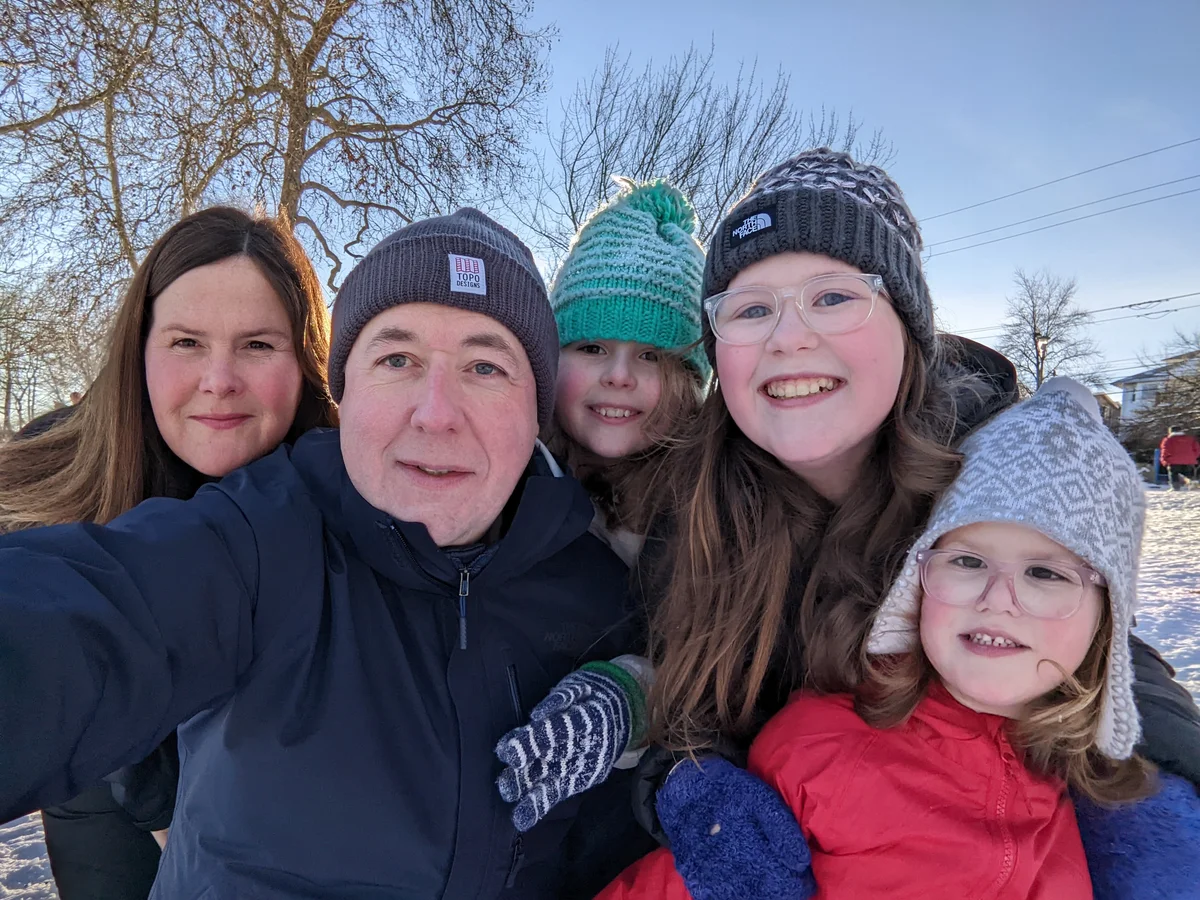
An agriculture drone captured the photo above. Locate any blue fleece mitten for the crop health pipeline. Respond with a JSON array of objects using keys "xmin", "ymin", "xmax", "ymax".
[
  {"xmin": 495, "ymin": 661, "xmax": 642, "ymax": 832},
  {"xmin": 656, "ymin": 756, "xmax": 816, "ymax": 900},
  {"xmin": 1075, "ymin": 772, "xmax": 1200, "ymax": 900}
]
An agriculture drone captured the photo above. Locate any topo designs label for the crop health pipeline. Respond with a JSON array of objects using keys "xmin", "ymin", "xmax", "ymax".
[
  {"xmin": 448, "ymin": 254, "xmax": 487, "ymax": 295},
  {"xmin": 729, "ymin": 204, "xmax": 777, "ymax": 247}
]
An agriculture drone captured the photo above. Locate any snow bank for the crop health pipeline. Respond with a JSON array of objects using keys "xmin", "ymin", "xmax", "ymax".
[{"xmin": 1134, "ymin": 489, "xmax": 1200, "ymax": 699}]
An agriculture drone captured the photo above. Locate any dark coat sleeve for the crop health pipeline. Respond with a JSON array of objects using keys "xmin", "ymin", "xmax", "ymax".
[
  {"xmin": 13, "ymin": 404, "xmax": 75, "ymax": 440},
  {"xmin": 104, "ymin": 734, "xmax": 180, "ymax": 832},
  {"xmin": 0, "ymin": 487, "xmax": 260, "ymax": 821},
  {"xmin": 1131, "ymin": 635, "xmax": 1200, "ymax": 787}
]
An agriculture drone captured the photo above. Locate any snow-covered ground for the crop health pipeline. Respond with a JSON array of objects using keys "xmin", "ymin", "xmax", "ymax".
[
  {"xmin": 0, "ymin": 815, "xmax": 53, "ymax": 899},
  {"xmin": 2, "ymin": 490, "xmax": 1198, "ymax": 898},
  {"xmin": 1131, "ymin": 488, "xmax": 1200, "ymax": 698}
]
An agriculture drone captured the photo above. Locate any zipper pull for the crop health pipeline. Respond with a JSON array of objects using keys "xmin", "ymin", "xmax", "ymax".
[{"xmin": 458, "ymin": 570, "xmax": 470, "ymax": 650}]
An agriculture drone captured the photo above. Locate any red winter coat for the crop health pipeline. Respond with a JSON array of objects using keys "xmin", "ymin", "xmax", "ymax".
[
  {"xmin": 1160, "ymin": 432, "xmax": 1200, "ymax": 466},
  {"xmin": 599, "ymin": 685, "xmax": 1092, "ymax": 900}
]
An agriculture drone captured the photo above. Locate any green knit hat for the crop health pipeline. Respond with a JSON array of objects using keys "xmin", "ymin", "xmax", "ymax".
[{"xmin": 550, "ymin": 178, "xmax": 709, "ymax": 377}]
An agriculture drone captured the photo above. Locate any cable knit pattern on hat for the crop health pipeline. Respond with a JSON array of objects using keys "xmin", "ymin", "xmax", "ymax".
[
  {"xmin": 703, "ymin": 148, "xmax": 934, "ymax": 364},
  {"xmin": 550, "ymin": 178, "xmax": 708, "ymax": 377},
  {"xmin": 868, "ymin": 377, "xmax": 1145, "ymax": 760}
]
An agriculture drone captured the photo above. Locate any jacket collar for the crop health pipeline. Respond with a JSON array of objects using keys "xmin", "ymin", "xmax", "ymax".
[
  {"xmin": 913, "ymin": 681, "xmax": 1010, "ymax": 744},
  {"xmin": 940, "ymin": 334, "xmax": 1020, "ymax": 441}
]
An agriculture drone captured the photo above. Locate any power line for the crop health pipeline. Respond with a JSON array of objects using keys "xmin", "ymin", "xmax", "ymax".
[
  {"xmin": 926, "ymin": 187, "xmax": 1200, "ymax": 258},
  {"xmin": 924, "ymin": 137, "xmax": 1200, "ymax": 221},
  {"xmin": 948, "ymin": 291, "xmax": 1200, "ymax": 336},
  {"xmin": 1090, "ymin": 302, "xmax": 1200, "ymax": 326},
  {"xmin": 926, "ymin": 175, "xmax": 1200, "ymax": 248},
  {"xmin": 972, "ymin": 301, "xmax": 1200, "ymax": 336}
]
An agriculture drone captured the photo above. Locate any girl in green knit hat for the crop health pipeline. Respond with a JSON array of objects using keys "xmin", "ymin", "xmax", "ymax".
[{"xmin": 546, "ymin": 177, "xmax": 708, "ymax": 564}]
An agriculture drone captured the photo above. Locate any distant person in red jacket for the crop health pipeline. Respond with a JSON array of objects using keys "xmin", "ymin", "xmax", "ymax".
[
  {"xmin": 598, "ymin": 378, "xmax": 1178, "ymax": 900},
  {"xmin": 1160, "ymin": 425, "xmax": 1200, "ymax": 489}
]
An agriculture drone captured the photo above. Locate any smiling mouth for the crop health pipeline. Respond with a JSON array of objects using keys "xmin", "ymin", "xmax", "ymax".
[
  {"xmin": 589, "ymin": 406, "xmax": 642, "ymax": 420},
  {"xmin": 400, "ymin": 462, "xmax": 470, "ymax": 478},
  {"xmin": 962, "ymin": 632, "xmax": 1028, "ymax": 650},
  {"xmin": 762, "ymin": 376, "xmax": 841, "ymax": 399},
  {"xmin": 191, "ymin": 414, "xmax": 251, "ymax": 429}
]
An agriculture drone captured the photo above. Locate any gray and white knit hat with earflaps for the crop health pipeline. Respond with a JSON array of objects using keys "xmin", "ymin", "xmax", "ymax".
[{"xmin": 868, "ymin": 377, "xmax": 1145, "ymax": 760}]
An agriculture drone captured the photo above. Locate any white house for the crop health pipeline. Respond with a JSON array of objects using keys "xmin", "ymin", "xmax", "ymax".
[{"xmin": 1111, "ymin": 350, "xmax": 1200, "ymax": 423}]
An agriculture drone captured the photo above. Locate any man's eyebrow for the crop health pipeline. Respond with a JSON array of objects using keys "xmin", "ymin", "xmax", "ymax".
[
  {"xmin": 462, "ymin": 332, "xmax": 521, "ymax": 366},
  {"xmin": 365, "ymin": 327, "xmax": 417, "ymax": 348}
]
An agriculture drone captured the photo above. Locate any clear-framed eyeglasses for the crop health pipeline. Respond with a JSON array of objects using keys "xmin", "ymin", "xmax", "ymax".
[
  {"xmin": 703, "ymin": 273, "xmax": 888, "ymax": 346},
  {"xmin": 916, "ymin": 549, "xmax": 1108, "ymax": 620}
]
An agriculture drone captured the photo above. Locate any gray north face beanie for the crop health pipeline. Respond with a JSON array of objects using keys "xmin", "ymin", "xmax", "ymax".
[
  {"xmin": 868, "ymin": 377, "xmax": 1145, "ymax": 760},
  {"xmin": 703, "ymin": 148, "xmax": 934, "ymax": 365},
  {"xmin": 329, "ymin": 208, "xmax": 558, "ymax": 427}
]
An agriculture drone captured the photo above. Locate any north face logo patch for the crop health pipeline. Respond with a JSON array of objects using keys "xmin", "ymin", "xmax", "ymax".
[{"xmin": 729, "ymin": 204, "xmax": 778, "ymax": 246}]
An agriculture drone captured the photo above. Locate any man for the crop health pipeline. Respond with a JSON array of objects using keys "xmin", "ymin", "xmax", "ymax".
[
  {"xmin": 1160, "ymin": 425, "xmax": 1200, "ymax": 489},
  {"xmin": 0, "ymin": 210, "xmax": 650, "ymax": 897}
]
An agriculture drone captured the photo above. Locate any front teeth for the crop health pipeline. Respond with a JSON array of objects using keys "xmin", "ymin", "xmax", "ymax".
[
  {"xmin": 594, "ymin": 407, "xmax": 636, "ymax": 419},
  {"xmin": 419, "ymin": 466, "xmax": 452, "ymax": 475},
  {"xmin": 969, "ymin": 633, "xmax": 1020, "ymax": 648},
  {"xmin": 765, "ymin": 377, "xmax": 838, "ymax": 399}
]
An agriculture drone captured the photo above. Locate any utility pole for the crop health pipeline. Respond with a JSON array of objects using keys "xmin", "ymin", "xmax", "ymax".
[{"xmin": 1035, "ymin": 331, "xmax": 1052, "ymax": 388}]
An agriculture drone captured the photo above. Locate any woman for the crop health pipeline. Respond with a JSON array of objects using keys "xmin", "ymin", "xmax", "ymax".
[
  {"xmin": 1, "ymin": 206, "xmax": 337, "ymax": 899},
  {"xmin": 496, "ymin": 150, "xmax": 1200, "ymax": 879}
]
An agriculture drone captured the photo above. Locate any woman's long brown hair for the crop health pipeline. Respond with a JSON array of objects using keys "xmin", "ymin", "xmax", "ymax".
[
  {"xmin": 641, "ymin": 333, "xmax": 979, "ymax": 751},
  {"xmin": 0, "ymin": 206, "xmax": 337, "ymax": 530}
]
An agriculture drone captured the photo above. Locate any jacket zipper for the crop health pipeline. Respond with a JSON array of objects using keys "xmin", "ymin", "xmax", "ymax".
[
  {"xmin": 991, "ymin": 751, "xmax": 1017, "ymax": 895},
  {"xmin": 385, "ymin": 523, "xmax": 476, "ymax": 651},
  {"xmin": 504, "ymin": 835, "xmax": 525, "ymax": 888},
  {"xmin": 505, "ymin": 664, "xmax": 523, "ymax": 720},
  {"xmin": 457, "ymin": 570, "xmax": 470, "ymax": 650}
]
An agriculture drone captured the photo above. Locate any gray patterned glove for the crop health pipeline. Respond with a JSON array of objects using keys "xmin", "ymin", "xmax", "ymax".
[{"xmin": 495, "ymin": 659, "xmax": 648, "ymax": 832}]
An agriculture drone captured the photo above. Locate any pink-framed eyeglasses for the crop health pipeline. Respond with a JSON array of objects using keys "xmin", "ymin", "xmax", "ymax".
[{"xmin": 916, "ymin": 549, "xmax": 1107, "ymax": 620}]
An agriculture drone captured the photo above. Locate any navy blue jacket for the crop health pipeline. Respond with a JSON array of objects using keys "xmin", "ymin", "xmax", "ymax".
[{"xmin": 0, "ymin": 429, "xmax": 645, "ymax": 898}]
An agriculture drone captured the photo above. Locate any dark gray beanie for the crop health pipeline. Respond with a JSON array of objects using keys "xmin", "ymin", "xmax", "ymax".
[
  {"xmin": 703, "ymin": 149, "xmax": 935, "ymax": 364},
  {"xmin": 329, "ymin": 208, "xmax": 558, "ymax": 426}
]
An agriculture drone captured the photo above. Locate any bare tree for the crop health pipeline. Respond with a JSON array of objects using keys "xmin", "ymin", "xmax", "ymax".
[
  {"xmin": 515, "ymin": 44, "xmax": 893, "ymax": 269},
  {"xmin": 998, "ymin": 269, "xmax": 1103, "ymax": 391},
  {"xmin": 0, "ymin": 274, "xmax": 109, "ymax": 436},
  {"xmin": 0, "ymin": 0, "xmax": 553, "ymax": 293}
]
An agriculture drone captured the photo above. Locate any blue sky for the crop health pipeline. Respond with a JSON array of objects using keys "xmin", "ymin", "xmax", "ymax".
[{"xmin": 530, "ymin": 0, "xmax": 1200, "ymax": 385}]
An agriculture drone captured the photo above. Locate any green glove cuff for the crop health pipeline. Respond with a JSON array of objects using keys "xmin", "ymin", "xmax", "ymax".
[{"xmin": 580, "ymin": 659, "xmax": 648, "ymax": 751}]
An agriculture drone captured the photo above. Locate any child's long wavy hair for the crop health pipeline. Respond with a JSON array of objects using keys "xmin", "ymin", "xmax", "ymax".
[
  {"xmin": 543, "ymin": 351, "xmax": 705, "ymax": 532},
  {"xmin": 638, "ymin": 330, "xmax": 984, "ymax": 752},
  {"xmin": 858, "ymin": 595, "xmax": 1156, "ymax": 804}
]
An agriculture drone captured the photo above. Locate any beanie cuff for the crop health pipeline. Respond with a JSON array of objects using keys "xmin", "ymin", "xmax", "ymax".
[
  {"xmin": 555, "ymin": 294, "xmax": 710, "ymax": 378},
  {"xmin": 329, "ymin": 211, "xmax": 557, "ymax": 427},
  {"xmin": 703, "ymin": 187, "xmax": 935, "ymax": 364}
]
